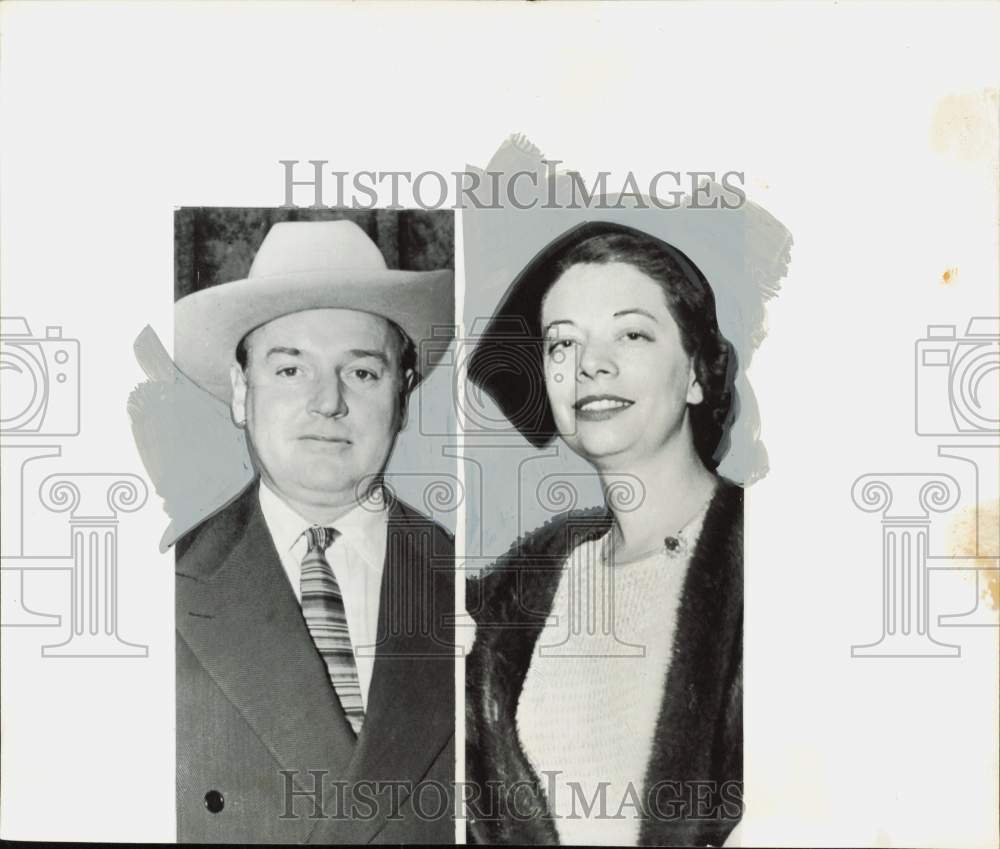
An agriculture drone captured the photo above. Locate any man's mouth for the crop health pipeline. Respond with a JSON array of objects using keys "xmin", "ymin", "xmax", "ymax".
[
  {"xmin": 299, "ymin": 435, "xmax": 352, "ymax": 444},
  {"xmin": 574, "ymin": 395, "xmax": 634, "ymax": 420}
]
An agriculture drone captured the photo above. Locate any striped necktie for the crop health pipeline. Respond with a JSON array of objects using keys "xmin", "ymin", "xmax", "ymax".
[{"xmin": 300, "ymin": 525, "xmax": 364, "ymax": 736}]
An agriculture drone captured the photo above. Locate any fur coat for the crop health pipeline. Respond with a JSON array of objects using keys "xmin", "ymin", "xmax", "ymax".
[{"xmin": 466, "ymin": 481, "xmax": 743, "ymax": 847}]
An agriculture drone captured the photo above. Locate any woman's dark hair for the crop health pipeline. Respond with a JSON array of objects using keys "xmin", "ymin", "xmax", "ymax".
[
  {"xmin": 552, "ymin": 231, "xmax": 736, "ymax": 469},
  {"xmin": 467, "ymin": 221, "xmax": 738, "ymax": 470}
]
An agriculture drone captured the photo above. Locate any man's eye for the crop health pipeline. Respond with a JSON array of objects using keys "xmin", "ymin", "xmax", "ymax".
[{"xmin": 351, "ymin": 368, "xmax": 380, "ymax": 382}]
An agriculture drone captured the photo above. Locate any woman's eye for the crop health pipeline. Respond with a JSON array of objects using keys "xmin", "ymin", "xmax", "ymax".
[
  {"xmin": 622, "ymin": 331, "xmax": 651, "ymax": 342},
  {"xmin": 546, "ymin": 338, "xmax": 577, "ymax": 355},
  {"xmin": 276, "ymin": 366, "xmax": 300, "ymax": 377}
]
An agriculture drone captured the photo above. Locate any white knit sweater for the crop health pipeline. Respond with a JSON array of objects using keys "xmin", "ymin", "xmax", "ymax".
[{"xmin": 516, "ymin": 506, "xmax": 708, "ymax": 846}]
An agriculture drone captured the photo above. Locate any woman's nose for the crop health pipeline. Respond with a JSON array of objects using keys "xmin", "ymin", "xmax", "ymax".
[
  {"xmin": 309, "ymin": 378, "xmax": 348, "ymax": 417},
  {"xmin": 577, "ymin": 341, "xmax": 617, "ymax": 380}
]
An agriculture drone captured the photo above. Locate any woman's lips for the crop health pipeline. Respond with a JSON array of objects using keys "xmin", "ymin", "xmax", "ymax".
[{"xmin": 573, "ymin": 395, "xmax": 634, "ymax": 422}]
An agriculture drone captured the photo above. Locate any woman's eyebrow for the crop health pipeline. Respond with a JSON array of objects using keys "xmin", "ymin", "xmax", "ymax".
[
  {"xmin": 613, "ymin": 308, "xmax": 659, "ymax": 322},
  {"xmin": 542, "ymin": 319, "xmax": 577, "ymax": 335}
]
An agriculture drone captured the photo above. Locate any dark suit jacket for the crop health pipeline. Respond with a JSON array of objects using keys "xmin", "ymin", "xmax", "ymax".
[
  {"xmin": 466, "ymin": 481, "xmax": 743, "ymax": 847},
  {"xmin": 176, "ymin": 482, "xmax": 455, "ymax": 844}
]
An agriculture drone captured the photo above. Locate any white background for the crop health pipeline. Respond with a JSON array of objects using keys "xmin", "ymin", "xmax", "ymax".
[{"xmin": 1, "ymin": 2, "xmax": 998, "ymax": 846}]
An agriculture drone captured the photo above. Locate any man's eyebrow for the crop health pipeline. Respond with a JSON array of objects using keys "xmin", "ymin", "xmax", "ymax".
[
  {"xmin": 262, "ymin": 347, "xmax": 390, "ymax": 364},
  {"xmin": 264, "ymin": 346, "xmax": 302, "ymax": 358},
  {"xmin": 348, "ymin": 349, "xmax": 390, "ymax": 365},
  {"xmin": 613, "ymin": 308, "xmax": 659, "ymax": 322}
]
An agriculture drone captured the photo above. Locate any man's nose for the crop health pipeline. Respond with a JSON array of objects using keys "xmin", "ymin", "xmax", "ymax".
[
  {"xmin": 577, "ymin": 341, "xmax": 618, "ymax": 380},
  {"xmin": 309, "ymin": 377, "xmax": 348, "ymax": 418}
]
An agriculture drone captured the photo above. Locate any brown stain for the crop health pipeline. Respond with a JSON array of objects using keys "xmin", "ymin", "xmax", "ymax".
[
  {"xmin": 946, "ymin": 501, "xmax": 1000, "ymax": 610},
  {"xmin": 929, "ymin": 88, "xmax": 999, "ymax": 162},
  {"xmin": 941, "ymin": 267, "xmax": 958, "ymax": 285}
]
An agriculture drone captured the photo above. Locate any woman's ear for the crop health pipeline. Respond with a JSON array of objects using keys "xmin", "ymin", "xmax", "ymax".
[{"xmin": 686, "ymin": 364, "xmax": 704, "ymax": 405}]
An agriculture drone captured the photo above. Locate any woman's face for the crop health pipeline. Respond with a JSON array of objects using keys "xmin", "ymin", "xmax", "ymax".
[{"xmin": 540, "ymin": 261, "xmax": 703, "ymax": 467}]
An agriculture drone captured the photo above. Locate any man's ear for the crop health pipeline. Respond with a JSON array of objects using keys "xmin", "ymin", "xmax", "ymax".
[
  {"xmin": 396, "ymin": 368, "xmax": 418, "ymax": 430},
  {"xmin": 686, "ymin": 363, "xmax": 704, "ymax": 405},
  {"xmin": 230, "ymin": 362, "xmax": 248, "ymax": 427}
]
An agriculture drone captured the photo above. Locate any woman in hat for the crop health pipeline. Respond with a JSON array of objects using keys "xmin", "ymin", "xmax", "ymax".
[{"xmin": 465, "ymin": 221, "xmax": 743, "ymax": 847}]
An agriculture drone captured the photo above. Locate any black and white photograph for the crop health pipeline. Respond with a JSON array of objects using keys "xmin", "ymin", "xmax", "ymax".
[
  {"xmin": 169, "ymin": 209, "xmax": 457, "ymax": 843},
  {"xmin": 0, "ymin": 4, "xmax": 997, "ymax": 848},
  {"xmin": 464, "ymin": 215, "xmax": 747, "ymax": 846}
]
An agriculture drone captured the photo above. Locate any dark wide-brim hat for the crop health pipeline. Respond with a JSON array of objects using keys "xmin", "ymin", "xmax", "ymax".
[{"xmin": 466, "ymin": 220, "xmax": 706, "ymax": 447}]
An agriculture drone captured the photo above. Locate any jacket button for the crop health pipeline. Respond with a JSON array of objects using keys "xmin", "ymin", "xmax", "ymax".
[{"xmin": 204, "ymin": 790, "xmax": 224, "ymax": 813}]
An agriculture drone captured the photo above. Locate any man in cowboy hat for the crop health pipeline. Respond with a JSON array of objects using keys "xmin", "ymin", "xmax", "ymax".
[{"xmin": 172, "ymin": 220, "xmax": 455, "ymax": 844}]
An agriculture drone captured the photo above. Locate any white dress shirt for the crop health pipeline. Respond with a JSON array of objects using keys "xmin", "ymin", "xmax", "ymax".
[{"xmin": 258, "ymin": 481, "xmax": 388, "ymax": 711}]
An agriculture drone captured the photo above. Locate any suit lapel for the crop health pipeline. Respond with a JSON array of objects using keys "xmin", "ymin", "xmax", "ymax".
[
  {"xmin": 308, "ymin": 498, "xmax": 456, "ymax": 844},
  {"xmin": 177, "ymin": 485, "xmax": 358, "ymax": 830}
]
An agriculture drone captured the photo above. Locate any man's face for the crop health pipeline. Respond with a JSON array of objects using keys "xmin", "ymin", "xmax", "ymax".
[{"xmin": 230, "ymin": 308, "xmax": 410, "ymax": 515}]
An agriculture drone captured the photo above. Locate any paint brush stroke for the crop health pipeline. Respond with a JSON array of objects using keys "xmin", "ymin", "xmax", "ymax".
[
  {"xmin": 463, "ymin": 133, "xmax": 793, "ymax": 484},
  {"xmin": 128, "ymin": 325, "xmax": 253, "ymax": 552}
]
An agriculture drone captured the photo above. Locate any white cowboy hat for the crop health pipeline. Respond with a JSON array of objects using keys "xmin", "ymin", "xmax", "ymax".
[{"xmin": 174, "ymin": 220, "xmax": 454, "ymax": 401}]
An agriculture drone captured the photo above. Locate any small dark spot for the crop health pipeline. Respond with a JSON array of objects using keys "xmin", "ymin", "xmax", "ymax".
[{"xmin": 204, "ymin": 789, "xmax": 224, "ymax": 813}]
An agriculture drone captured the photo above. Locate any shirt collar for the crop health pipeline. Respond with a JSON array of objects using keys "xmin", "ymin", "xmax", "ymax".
[{"xmin": 258, "ymin": 480, "xmax": 388, "ymax": 569}]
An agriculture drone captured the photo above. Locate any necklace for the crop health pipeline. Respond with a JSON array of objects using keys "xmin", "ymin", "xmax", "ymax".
[
  {"xmin": 601, "ymin": 487, "xmax": 716, "ymax": 567},
  {"xmin": 601, "ymin": 537, "xmax": 673, "ymax": 567}
]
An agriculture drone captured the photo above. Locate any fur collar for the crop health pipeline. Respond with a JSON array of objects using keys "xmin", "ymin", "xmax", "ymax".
[{"xmin": 466, "ymin": 481, "xmax": 743, "ymax": 846}]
